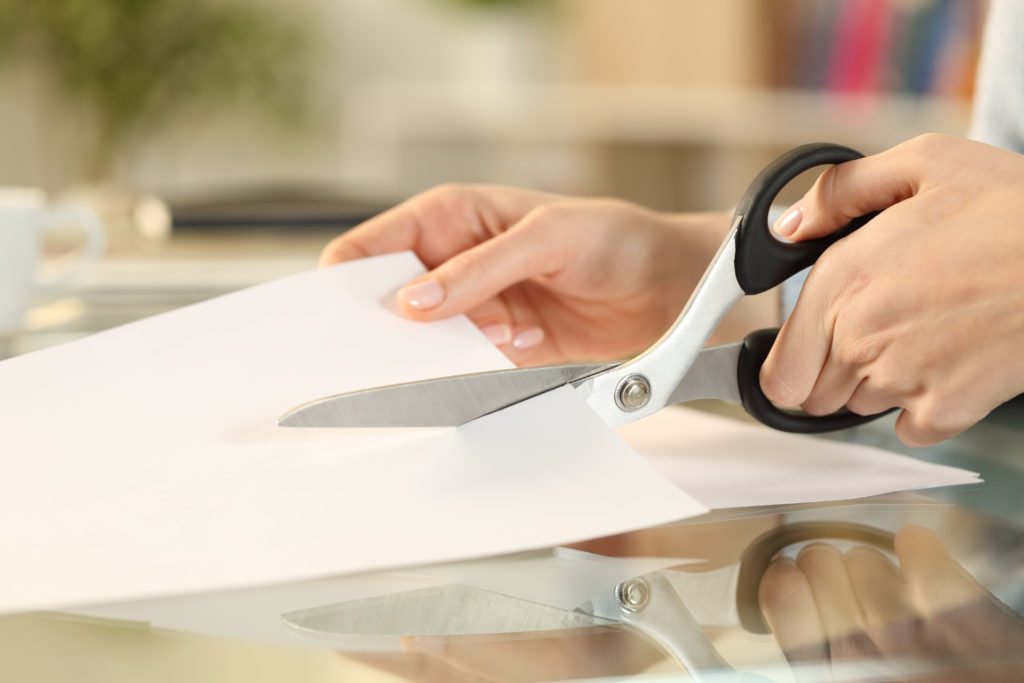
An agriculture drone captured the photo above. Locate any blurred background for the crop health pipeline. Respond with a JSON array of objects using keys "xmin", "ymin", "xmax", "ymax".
[
  {"xmin": 0, "ymin": 0, "xmax": 988, "ymax": 345},
  {"xmin": 0, "ymin": 0, "xmax": 984, "ymax": 216}
]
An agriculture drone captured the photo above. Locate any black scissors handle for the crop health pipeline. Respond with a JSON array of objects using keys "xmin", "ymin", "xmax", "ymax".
[
  {"xmin": 733, "ymin": 142, "xmax": 878, "ymax": 295},
  {"xmin": 727, "ymin": 143, "xmax": 895, "ymax": 432},
  {"xmin": 737, "ymin": 328, "xmax": 895, "ymax": 433},
  {"xmin": 735, "ymin": 521, "xmax": 896, "ymax": 634}
]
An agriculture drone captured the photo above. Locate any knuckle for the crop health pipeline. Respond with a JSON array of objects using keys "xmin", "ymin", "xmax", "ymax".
[
  {"xmin": 897, "ymin": 399, "xmax": 964, "ymax": 447},
  {"xmin": 819, "ymin": 242, "xmax": 867, "ymax": 288},
  {"xmin": 416, "ymin": 183, "xmax": 480, "ymax": 219},
  {"xmin": 424, "ymin": 182, "xmax": 474, "ymax": 203},
  {"xmin": 810, "ymin": 249, "xmax": 871, "ymax": 319},
  {"xmin": 915, "ymin": 403, "xmax": 957, "ymax": 439},
  {"xmin": 903, "ymin": 133, "xmax": 952, "ymax": 162},
  {"xmin": 819, "ymin": 164, "xmax": 841, "ymax": 211},
  {"xmin": 832, "ymin": 335, "xmax": 880, "ymax": 368},
  {"xmin": 910, "ymin": 132, "xmax": 949, "ymax": 150},
  {"xmin": 521, "ymin": 202, "xmax": 575, "ymax": 231},
  {"xmin": 896, "ymin": 425, "xmax": 937, "ymax": 448},
  {"xmin": 805, "ymin": 248, "xmax": 844, "ymax": 290},
  {"xmin": 515, "ymin": 204, "xmax": 575, "ymax": 268},
  {"xmin": 807, "ymin": 164, "xmax": 854, "ymax": 224},
  {"xmin": 416, "ymin": 183, "xmax": 491, "ymax": 234},
  {"xmin": 449, "ymin": 247, "xmax": 489, "ymax": 286},
  {"xmin": 871, "ymin": 370, "xmax": 917, "ymax": 399}
]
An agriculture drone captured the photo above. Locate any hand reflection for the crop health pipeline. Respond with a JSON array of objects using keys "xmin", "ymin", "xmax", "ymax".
[
  {"xmin": 349, "ymin": 628, "xmax": 667, "ymax": 682},
  {"xmin": 759, "ymin": 524, "xmax": 1024, "ymax": 682}
]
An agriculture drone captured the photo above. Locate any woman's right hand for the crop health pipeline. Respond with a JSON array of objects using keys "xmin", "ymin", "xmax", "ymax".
[{"xmin": 321, "ymin": 184, "xmax": 747, "ymax": 366}]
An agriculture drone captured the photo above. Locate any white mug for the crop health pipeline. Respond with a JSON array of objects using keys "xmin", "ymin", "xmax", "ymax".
[{"xmin": 0, "ymin": 187, "xmax": 106, "ymax": 336}]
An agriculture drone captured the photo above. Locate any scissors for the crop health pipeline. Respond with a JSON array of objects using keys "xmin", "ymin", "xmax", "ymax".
[
  {"xmin": 279, "ymin": 142, "xmax": 893, "ymax": 433},
  {"xmin": 281, "ymin": 522, "xmax": 897, "ymax": 679}
]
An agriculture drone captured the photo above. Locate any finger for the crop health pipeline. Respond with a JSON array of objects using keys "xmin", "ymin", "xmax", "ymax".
[
  {"xmin": 893, "ymin": 406, "xmax": 960, "ymax": 448},
  {"xmin": 463, "ymin": 299, "xmax": 548, "ymax": 366},
  {"xmin": 474, "ymin": 282, "xmax": 550, "ymax": 363},
  {"xmin": 759, "ymin": 284, "xmax": 832, "ymax": 408},
  {"xmin": 395, "ymin": 211, "xmax": 563, "ymax": 322},
  {"xmin": 319, "ymin": 184, "xmax": 553, "ymax": 267},
  {"xmin": 320, "ymin": 209, "xmax": 419, "ymax": 267},
  {"xmin": 773, "ymin": 140, "xmax": 923, "ymax": 242},
  {"xmin": 845, "ymin": 380, "xmax": 899, "ymax": 416},
  {"xmin": 463, "ymin": 297, "xmax": 517, "ymax": 348},
  {"xmin": 795, "ymin": 544, "xmax": 865, "ymax": 642},
  {"xmin": 760, "ymin": 229, "xmax": 874, "ymax": 409},
  {"xmin": 895, "ymin": 525, "xmax": 988, "ymax": 617},
  {"xmin": 799, "ymin": 351, "xmax": 864, "ymax": 417},
  {"xmin": 844, "ymin": 546, "xmax": 916, "ymax": 631},
  {"xmin": 759, "ymin": 558, "xmax": 831, "ymax": 676},
  {"xmin": 893, "ymin": 386, "xmax": 991, "ymax": 447}
]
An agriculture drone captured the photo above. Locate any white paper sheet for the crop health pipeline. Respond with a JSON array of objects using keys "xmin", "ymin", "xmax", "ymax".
[
  {"xmin": 617, "ymin": 407, "xmax": 980, "ymax": 509},
  {"xmin": 0, "ymin": 252, "xmax": 706, "ymax": 614}
]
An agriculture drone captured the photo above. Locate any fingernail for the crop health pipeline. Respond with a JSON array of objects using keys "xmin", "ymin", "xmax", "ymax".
[
  {"xmin": 480, "ymin": 323, "xmax": 512, "ymax": 345},
  {"xmin": 774, "ymin": 205, "xmax": 802, "ymax": 237},
  {"xmin": 512, "ymin": 326, "xmax": 544, "ymax": 351},
  {"xmin": 398, "ymin": 279, "xmax": 445, "ymax": 310}
]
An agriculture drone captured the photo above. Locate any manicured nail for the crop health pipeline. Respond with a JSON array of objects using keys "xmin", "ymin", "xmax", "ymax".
[
  {"xmin": 398, "ymin": 279, "xmax": 445, "ymax": 310},
  {"xmin": 512, "ymin": 326, "xmax": 544, "ymax": 351},
  {"xmin": 774, "ymin": 205, "xmax": 802, "ymax": 237},
  {"xmin": 480, "ymin": 323, "xmax": 512, "ymax": 345}
]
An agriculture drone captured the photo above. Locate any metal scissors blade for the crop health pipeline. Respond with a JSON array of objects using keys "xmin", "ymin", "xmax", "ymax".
[
  {"xmin": 279, "ymin": 343, "xmax": 743, "ymax": 429},
  {"xmin": 281, "ymin": 582, "xmax": 615, "ymax": 637},
  {"xmin": 281, "ymin": 570, "xmax": 731, "ymax": 677},
  {"xmin": 278, "ymin": 362, "xmax": 617, "ymax": 428}
]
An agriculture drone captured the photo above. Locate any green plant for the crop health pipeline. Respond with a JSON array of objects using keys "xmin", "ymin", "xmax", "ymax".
[{"xmin": 0, "ymin": 0, "xmax": 312, "ymax": 180}]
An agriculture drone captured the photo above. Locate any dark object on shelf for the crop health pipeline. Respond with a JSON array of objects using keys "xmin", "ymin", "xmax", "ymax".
[{"xmin": 170, "ymin": 186, "xmax": 383, "ymax": 232}]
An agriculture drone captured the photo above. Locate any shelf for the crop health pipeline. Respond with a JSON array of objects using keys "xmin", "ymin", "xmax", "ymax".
[{"xmin": 345, "ymin": 84, "xmax": 972, "ymax": 152}]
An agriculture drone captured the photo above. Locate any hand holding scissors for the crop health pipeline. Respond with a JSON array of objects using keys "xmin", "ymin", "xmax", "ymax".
[{"xmin": 286, "ymin": 143, "xmax": 892, "ymax": 433}]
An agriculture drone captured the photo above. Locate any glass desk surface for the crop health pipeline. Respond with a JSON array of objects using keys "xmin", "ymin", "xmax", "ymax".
[{"xmin": 1, "ymin": 235, "xmax": 1023, "ymax": 683}]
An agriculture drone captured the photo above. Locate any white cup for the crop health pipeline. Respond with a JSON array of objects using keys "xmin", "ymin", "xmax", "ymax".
[{"xmin": 0, "ymin": 187, "xmax": 106, "ymax": 336}]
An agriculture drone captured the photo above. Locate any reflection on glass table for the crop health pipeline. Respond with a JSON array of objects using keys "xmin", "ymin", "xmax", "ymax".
[{"xmin": 306, "ymin": 499, "xmax": 1024, "ymax": 682}]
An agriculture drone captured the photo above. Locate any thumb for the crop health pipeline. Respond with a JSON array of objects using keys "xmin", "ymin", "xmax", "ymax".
[
  {"xmin": 773, "ymin": 141, "xmax": 923, "ymax": 241},
  {"xmin": 395, "ymin": 216, "xmax": 558, "ymax": 321}
]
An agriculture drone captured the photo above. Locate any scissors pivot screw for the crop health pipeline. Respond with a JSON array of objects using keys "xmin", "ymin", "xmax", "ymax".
[
  {"xmin": 616, "ymin": 577, "xmax": 650, "ymax": 613},
  {"xmin": 615, "ymin": 374, "xmax": 651, "ymax": 412}
]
